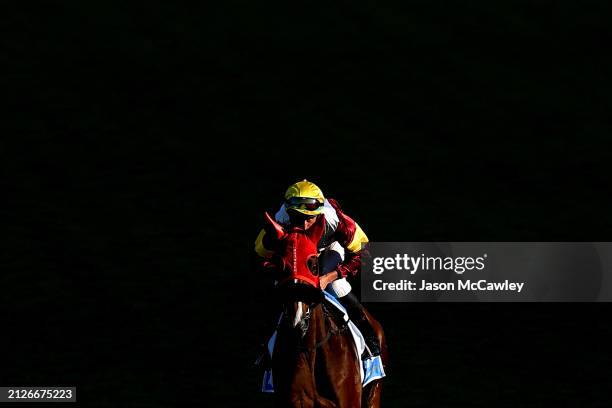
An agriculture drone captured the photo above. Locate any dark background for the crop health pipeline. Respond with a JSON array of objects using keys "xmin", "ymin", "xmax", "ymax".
[{"xmin": 3, "ymin": 1, "xmax": 612, "ymax": 406}]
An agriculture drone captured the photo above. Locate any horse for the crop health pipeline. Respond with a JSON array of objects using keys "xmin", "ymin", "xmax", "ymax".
[{"xmin": 263, "ymin": 212, "xmax": 388, "ymax": 407}]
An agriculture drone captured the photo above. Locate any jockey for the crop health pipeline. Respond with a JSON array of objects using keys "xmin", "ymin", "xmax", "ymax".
[{"xmin": 254, "ymin": 179, "xmax": 381, "ymax": 360}]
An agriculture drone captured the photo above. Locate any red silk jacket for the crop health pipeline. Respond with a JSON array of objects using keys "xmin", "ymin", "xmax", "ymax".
[{"xmin": 254, "ymin": 198, "xmax": 369, "ymax": 280}]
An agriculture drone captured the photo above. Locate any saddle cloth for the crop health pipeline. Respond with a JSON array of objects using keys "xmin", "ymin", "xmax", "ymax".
[{"xmin": 261, "ymin": 291, "xmax": 386, "ymax": 393}]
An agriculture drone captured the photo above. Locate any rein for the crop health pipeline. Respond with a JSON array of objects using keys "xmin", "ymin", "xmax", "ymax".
[{"xmin": 295, "ymin": 302, "xmax": 350, "ymax": 354}]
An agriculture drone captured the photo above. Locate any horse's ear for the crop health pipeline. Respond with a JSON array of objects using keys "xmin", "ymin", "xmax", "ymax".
[
  {"xmin": 264, "ymin": 212, "xmax": 286, "ymax": 239},
  {"xmin": 307, "ymin": 214, "xmax": 326, "ymax": 243}
]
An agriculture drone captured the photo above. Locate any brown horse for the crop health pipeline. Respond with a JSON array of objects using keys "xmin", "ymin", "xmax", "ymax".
[{"xmin": 264, "ymin": 213, "xmax": 388, "ymax": 407}]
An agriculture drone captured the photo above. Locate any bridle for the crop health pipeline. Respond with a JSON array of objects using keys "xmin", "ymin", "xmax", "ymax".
[{"xmin": 281, "ymin": 299, "xmax": 350, "ymax": 354}]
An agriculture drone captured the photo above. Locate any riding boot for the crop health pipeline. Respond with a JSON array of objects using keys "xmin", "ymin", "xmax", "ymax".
[{"xmin": 337, "ymin": 292, "xmax": 381, "ymax": 358}]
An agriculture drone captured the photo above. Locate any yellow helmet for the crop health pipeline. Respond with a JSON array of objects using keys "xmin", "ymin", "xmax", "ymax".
[{"xmin": 284, "ymin": 179, "xmax": 325, "ymax": 216}]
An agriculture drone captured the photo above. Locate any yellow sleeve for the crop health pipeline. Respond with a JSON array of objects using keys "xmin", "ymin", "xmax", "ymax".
[
  {"xmin": 254, "ymin": 228, "xmax": 273, "ymax": 258},
  {"xmin": 346, "ymin": 222, "xmax": 369, "ymax": 253}
]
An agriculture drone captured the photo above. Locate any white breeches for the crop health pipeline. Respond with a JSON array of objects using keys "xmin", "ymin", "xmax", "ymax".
[{"xmin": 319, "ymin": 241, "xmax": 352, "ymax": 298}]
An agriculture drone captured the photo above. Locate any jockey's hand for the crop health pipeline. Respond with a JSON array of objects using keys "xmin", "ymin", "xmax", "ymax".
[{"xmin": 319, "ymin": 271, "xmax": 338, "ymax": 290}]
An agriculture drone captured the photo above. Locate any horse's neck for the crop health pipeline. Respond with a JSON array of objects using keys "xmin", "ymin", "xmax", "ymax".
[
  {"xmin": 306, "ymin": 304, "xmax": 323, "ymax": 337},
  {"xmin": 305, "ymin": 303, "xmax": 339, "ymax": 342}
]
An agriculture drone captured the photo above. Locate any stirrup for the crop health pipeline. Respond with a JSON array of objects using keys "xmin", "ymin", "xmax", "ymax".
[
  {"xmin": 361, "ymin": 344, "xmax": 373, "ymax": 360},
  {"xmin": 361, "ymin": 337, "xmax": 381, "ymax": 360}
]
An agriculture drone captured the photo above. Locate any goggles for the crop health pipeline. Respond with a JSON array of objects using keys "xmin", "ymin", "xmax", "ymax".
[{"xmin": 285, "ymin": 197, "xmax": 323, "ymax": 211}]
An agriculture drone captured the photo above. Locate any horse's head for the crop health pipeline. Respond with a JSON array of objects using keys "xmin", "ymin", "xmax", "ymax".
[
  {"xmin": 264, "ymin": 212, "xmax": 325, "ymax": 288},
  {"xmin": 277, "ymin": 281, "xmax": 324, "ymax": 335},
  {"xmin": 264, "ymin": 212, "xmax": 326, "ymax": 331}
]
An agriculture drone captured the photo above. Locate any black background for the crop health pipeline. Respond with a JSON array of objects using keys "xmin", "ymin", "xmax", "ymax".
[{"xmin": 3, "ymin": 1, "xmax": 612, "ymax": 407}]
